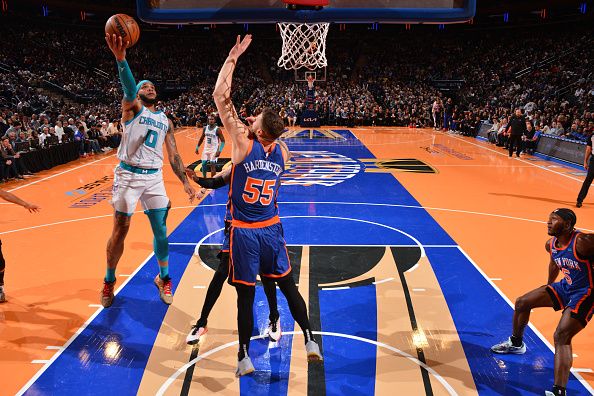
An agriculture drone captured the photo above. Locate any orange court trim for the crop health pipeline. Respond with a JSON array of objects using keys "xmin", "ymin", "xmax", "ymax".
[{"xmin": 260, "ymin": 265, "xmax": 292, "ymax": 279}]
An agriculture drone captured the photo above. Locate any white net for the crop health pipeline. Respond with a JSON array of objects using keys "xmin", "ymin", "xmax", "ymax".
[{"xmin": 277, "ymin": 22, "xmax": 330, "ymax": 71}]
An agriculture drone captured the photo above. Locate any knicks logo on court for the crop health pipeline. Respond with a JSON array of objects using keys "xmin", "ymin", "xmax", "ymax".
[{"xmin": 282, "ymin": 150, "xmax": 361, "ymax": 187}]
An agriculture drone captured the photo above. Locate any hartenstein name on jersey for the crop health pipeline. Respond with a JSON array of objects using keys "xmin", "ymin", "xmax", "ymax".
[
  {"xmin": 554, "ymin": 257, "xmax": 582, "ymax": 271},
  {"xmin": 139, "ymin": 116, "xmax": 168, "ymax": 132},
  {"xmin": 243, "ymin": 159, "xmax": 283, "ymax": 176}
]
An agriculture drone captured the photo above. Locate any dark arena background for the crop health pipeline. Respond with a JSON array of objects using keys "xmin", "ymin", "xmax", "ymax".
[{"xmin": 1, "ymin": 0, "xmax": 594, "ymax": 395}]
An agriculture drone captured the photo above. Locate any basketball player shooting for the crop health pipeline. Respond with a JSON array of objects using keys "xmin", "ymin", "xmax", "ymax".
[
  {"xmin": 100, "ymin": 33, "xmax": 196, "ymax": 308},
  {"xmin": 213, "ymin": 34, "xmax": 322, "ymax": 377}
]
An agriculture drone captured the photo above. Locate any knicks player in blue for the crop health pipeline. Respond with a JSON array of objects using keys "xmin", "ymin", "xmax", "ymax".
[
  {"xmin": 213, "ymin": 35, "xmax": 322, "ymax": 377},
  {"xmin": 184, "ymin": 164, "xmax": 282, "ymax": 345},
  {"xmin": 491, "ymin": 209, "xmax": 594, "ymax": 396},
  {"xmin": 101, "ymin": 34, "xmax": 196, "ymax": 308}
]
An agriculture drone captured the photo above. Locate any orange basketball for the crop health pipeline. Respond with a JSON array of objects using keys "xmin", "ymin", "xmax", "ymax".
[{"xmin": 105, "ymin": 14, "xmax": 140, "ymax": 48}]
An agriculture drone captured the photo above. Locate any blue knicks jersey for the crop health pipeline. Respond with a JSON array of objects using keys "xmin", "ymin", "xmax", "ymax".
[
  {"xmin": 229, "ymin": 140, "xmax": 285, "ymax": 223},
  {"xmin": 550, "ymin": 231, "xmax": 594, "ymax": 290}
]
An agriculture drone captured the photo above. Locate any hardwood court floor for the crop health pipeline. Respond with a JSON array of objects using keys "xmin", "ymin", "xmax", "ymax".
[{"xmin": 0, "ymin": 127, "xmax": 592, "ymax": 395}]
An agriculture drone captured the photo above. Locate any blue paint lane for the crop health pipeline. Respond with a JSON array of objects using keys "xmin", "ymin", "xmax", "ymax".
[
  {"xmin": 319, "ymin": 285, "xmax": 378, "ymax": 396},
  {"xmin": 239, "ymin": 285, "xmax": 295, "ymax": 396},
  {"xmin": 25, "ymin": 244, "xmax": 195, "ymax": 396}
]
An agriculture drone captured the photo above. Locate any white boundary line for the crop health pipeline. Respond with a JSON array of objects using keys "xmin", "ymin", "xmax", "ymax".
[
  {"xmin": 457, "ymin": 246, "xmax": 594, "ymax": 395},
  {"xmin": 16, "ymin": 253, "xmax": 156, "ymax": 396},
  {"xmin": 4, "ymin": 202, "xmax": 593, "ymax": 236},
  {"xmin": 171, "ymin": 242, "xmax": 458, "ymax": 248},
  {"xmin": 8, "ymin": 153, "xmax": 117, "ymax": 193},
  {"xmin": 280, "ymin": 215, "xmax": 426, "ymax": 257},
  {"xmin": 373, "ymin": 277, "xmax": 395, "ymax": 285},
  {"xmin": 193, "ymin": 227, "xmax": 225, "ymax": 271},
  {"xmin": 439, "ymin": 131, "xmax": 584, "ymax": 183},
  {"xmin": 156, "ymin": 330, "xmax": 457, "ymax": 396}
]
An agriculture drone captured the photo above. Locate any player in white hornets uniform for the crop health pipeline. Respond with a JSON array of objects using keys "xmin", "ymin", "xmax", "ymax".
[
  {"xmin": 101, "ymin": 33, "xmax": 196, "ymax": 308},
  {"xmin": 195, "ymin": 114, "xmax": 225, "ymax": 177}
]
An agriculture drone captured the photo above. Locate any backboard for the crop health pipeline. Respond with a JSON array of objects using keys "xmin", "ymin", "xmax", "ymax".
[{"xmin": 137, "ymin": 0, "xmax": 476, "ymax": 24}]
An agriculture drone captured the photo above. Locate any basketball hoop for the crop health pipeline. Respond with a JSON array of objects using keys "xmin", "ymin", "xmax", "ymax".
[{"xmin": 277, "ymin": 22, "xmax": 329, "ymax": 71}]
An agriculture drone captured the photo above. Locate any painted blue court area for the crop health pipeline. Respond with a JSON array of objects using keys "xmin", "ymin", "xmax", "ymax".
[{"xmin": 23, "ymin": 131, "xmax": 592, "ymax": 395}]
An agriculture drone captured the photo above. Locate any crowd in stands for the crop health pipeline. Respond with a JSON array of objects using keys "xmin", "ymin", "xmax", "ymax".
[{"xmin": 0, "ymin": 15, "xmax": 592, "ymax": 182}]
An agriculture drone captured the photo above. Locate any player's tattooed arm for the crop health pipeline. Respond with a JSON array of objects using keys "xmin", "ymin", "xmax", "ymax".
[
  {"xmin": 165, "ymin": 119, "xmax": 196, "ymax": 202},
  {"xmin": 213, "ymin": 35, "xmax": 252, "ymax": 164},
  {"xmin": 277, "ymin": 139, "xmax": 292, "ymax": 162}
]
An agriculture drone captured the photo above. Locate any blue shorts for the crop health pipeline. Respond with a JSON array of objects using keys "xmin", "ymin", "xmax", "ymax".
[
  {"xmin": 228, "ymin": 221, "xmax": 291, "ymax": 286},
  {"xmin": 546, "ymin": 282, "xmax": 594, "ymax": 327}
]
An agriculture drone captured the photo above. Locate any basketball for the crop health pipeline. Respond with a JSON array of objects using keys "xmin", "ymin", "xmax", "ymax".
[{"xmin": 105, "ymin": 14, "xmax": 140, "ymax": 48}]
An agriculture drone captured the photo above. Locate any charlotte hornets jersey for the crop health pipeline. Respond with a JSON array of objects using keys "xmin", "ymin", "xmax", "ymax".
[
  {"xmin": 229, "ymin": 140, "xmax": 284, "ymax": 223},
  {"xmin": 203, "ymin": 125, "xmax": 220, "ymax": 152},
  {"xmin": 118, "ymin": 106, "xmax": 169, "ymax": 169},
  {"xmin": 550, "ymin": 231, "xmax": 594, "ymax": 290}
]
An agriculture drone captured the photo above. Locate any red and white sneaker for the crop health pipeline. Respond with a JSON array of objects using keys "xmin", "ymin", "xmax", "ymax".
[
  {"xmin": 101, "ymin": 280, "xmax": 116, "ymax": 308},
  {"xmin": 154, "ymin": 275, "xmax": 173, "ymax": 305}
]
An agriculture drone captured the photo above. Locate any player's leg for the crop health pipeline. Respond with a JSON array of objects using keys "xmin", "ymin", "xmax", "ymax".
[
  {"xmin": 547, "ymin": 309, "xmax": 585, "ymax": 396},
  {"xmin": 200, "ymin": 151, "xmax": 210, "ymax": 178},
  {"xmin": 261, "ymin": 276, "xmax": 281, "ymax": 341},
  {"xmin": 187, "ymin": 250, "xmax": 229, "ymax": 344},
  {"xmin": 228, "ymin": 226, "xmax": 260, "ymax": 376},
  {"xmin": 492, "ymin": 284, "xmax": 557, "ymax": 354},
  {"xmin": 141, "ymin": 174, "xmax": 173, "ymax": 305},
  {"xmin": 235, "ymin": 283, "xmax": 256, "ymax": 376},
  {"xmin": 0, "ymin": 240, "xmax": 6, "ymax": 303},
  {"xmin": 261, "ymin": 223, "xmax": 322, "ymax": 361},
  {"xmin": 103, "ymin": 168, "xmax": 138, "ymax": 307}
]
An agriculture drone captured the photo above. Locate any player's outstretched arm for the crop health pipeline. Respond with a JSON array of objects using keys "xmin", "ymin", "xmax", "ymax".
[
  {"xmin": 185, "ymin": 166, "xmax": 232, "ymax": 189},
  {"xmin": 277, "ymin": 139, "xmax": 292, "ymax": 163},
  {"xmin": 165, "ymin": 119, "xmax": 196, "ymax": 203},
  {"xmin": 0, "ymin": 189, "xmax": 40, "ymax": 213},
  {"xmin": 212, "ymin": 35, "xmax": 252, "ymax": 164},
  {"xmin": 105, "ymin": 33, "xmax": 142, "ymax": 124}
]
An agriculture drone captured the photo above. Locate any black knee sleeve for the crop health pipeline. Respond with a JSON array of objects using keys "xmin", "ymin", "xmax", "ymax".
[
  {"xmin": 261, "ymin": 277, "xmax": 279, "ymax": 322},
  {"xmin": 197, "ymin": 253, "xmax": 230, "ymax": 327},
  {"xmin": 277, "ymin": 276, "xmax": 313, "ymax": 342}
]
